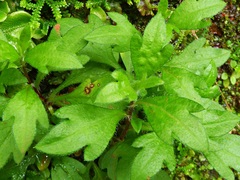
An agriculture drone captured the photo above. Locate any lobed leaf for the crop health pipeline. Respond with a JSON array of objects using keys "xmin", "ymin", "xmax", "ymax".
[
  {"xmin": 140, "ymin": 96, "xmax": 208, "ymax": 152},
  {"xmin": 131, "ymin": 133, "xmax": 176, "ymax": 179},
  {"xmin": 194, "ymin": 109, "xmax": 240, "ymax": 137},
  {"xmin": 85, "ymin": 12, "xmax": 139, "ymax": 52},
  {"xmin": 35, "ymin": 104, "xmax": 125, "ymax": 161},
  {"xmin": 205, "ymin": 135, "xmax": 240, "ymax": 180},
  {"xmin": 168, "ymin": 0, "xmax": 226, "ymax": 30},
  {"xmin": 3, "ymin": 86, "xmax": 49, "ymax": 154},
  {"xmin": 165, "ymin": 38, "xmax": 230, "ymax": 76},
  {"xmin": 25, "ymin": 41, "xmax": 83, "ymax": 74}
]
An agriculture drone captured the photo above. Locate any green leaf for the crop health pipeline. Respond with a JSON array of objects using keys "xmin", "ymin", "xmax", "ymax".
[
  {"xmin": 0, "ymin": 95, "xmax": 8, "ymax": 116},
  {"xmin": 194, "ymin": 109, "xmax": 240, "ymax": 137},
  {"xmin": 54, "ymin": 75, "xmax": 113, "ymax": 105},
  {"xmin": 91, "ymin": 162, "xmax": 108, "ymax": 180},
  {"xmin": 0, "ymin": 153, "xmax": 35, "ymax": 178},
  {"xmin": 151, "ymin": 170, "xmax": 171, "ymax": 180},
  {"xmin": 133, "ymin": 75, "xmax": 164, "ymax": 91},
  {"xmin": 158, "ymin": 0, "xmax": 168, "ymax": 18},
  {"xmin": 60, "ymin": 24, "xmax": 90, "ymax": 53},
  {"xmin": 3, "ymin": 86, "xmax": 49, "ymax": 154},
  {"xmin": 25, "ymin": 41, "xmax": 83, "ymax": 74},
  {"xmin": 165, "ymin": 38, "xmax": 230, "ymax": 75},
  {"xmin": 0, "ymin": 11, "xmax": 31, "ymax": 35},
  {"xmin": 131, "ymin": 117, "xmax": 142, "ymax": 133},
  {"xmin": 80, "ymin": 42, "xmax": 120, "ymax": 69},
  {"xmin": 0, "ymin": 40, "xmax": 20, "ymax": 63},
  {"xmin": 85, "ymin": 12, "xmax": 138, "ymax": 52},
  {"xmin": 203, "ymin": 60, "xmax": 218, "ymax": 87},
  {"xmin": 168, "ymin": 0, "xmax": 226, "ymax": 30},
  {"xmin": 0, "ymin": 68, "xmax": 27, "ymax": 85},
  {"xmin": 0, "ymin": 29, "xmax": 7, "ymax": 41},
  {"xmin": 51, "ymin": 157, "xmax": 86, "ymax": 180},
  {"xmin": 131, "ymin": 133, "xmax": 176, "ymax": 179},
  {"xmin": 19, "ymin": 24, "xmax": 31, "ymax": 53},
  {"xmin": 0, "ymin": 119, "xmax": 15, "ymax": 168},
  {"xmin": 95, "ymin": 70, "xmax": 137, "ymax": 103},
  {"xmin": 0, "ymin": 1, "xmax": 10, "ymax": 14},
  {"xmin": 131, "ymin": 13, "xmax": 172, "ymax": 78},
  {"xmin": 0, "ymin": 11, "xmax": 7, "ymax": 23},
  {"xmin": 120, "ymin": 51, "xmax": 133, "ymax": 73},
  {"xmin": 162, "ymin": 38, "xmax": 230, "ymax": 105},
  {"xmin": 140, "ymin": 96, "xmax": 208, "ymax": 152},
  {"xmin": 56, "ymin": 18, "xmax": 83, "ymax": 36},
  {"xmin": 205, "ymin": 134, "xmax": 240, "ymax": 180},
  {"xmin": 35, "ymin": 104, "xmax": 125, "ymax": 161},
  {"xmin": 90, "ymin": 6, "xmax": 107, "ymax": 21},
  {"xmin": 99, "ymin": 140, "xmax": 139, "ymax": 180},
  {"xmin": 0, "ymin": 119, "xmax": 25, "ymax": 168},
  {"xmin": 141, "ymin": 12, "xmax": 167, "ymax": 53},
  {"xmin": 49, "ymin": 62, "xmax": 111, "ymax": 99}
]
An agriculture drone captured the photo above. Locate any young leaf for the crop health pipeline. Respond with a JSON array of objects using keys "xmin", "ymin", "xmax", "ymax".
[
  {"xmin": 95, "ymin": 70, "xmax": 137, "ymax": 103},
  {"xmin": 205, "ymin": 135, "xmax": 240, "ymax": 180},
  {"xmin": 25, "ymin": 41, "xmax": 83, "ymax": 74},
  {"xmin": 51, "ymin": 157, "xmax": 86, "ymax": 180},
  {"xmin": 3, "ymin": 86, "xmax": 49, "ymax": 154},
  {"xmin": 85, "ymin": 12, "xmax": 139, "ymax": 52},
  {"xmin": 35, "ymin": 104, "xmax": 125, "ymax": 161},
  {"xmin": 139, "ymin": 96, "xmax": 208, "ymax": 152},
  {"xmin": 133, "ymin": 75, "xmax": 164, "ymax": 91},
  {"xmin": 131, "ymin": 117, "xmax": 142, "ymax": 133},
  {"xmin": 131, "ymin": 133, "xmax": 176, "ymax": 180},
  {"xmin": 131, "ymin": 13, "xmax": 171, "ymax": 78},
  {"xmin": 168, "ymin": 0, "xmax": 226, "ymax": 30},
  {"xmin": 141, "ymin": 12, "xmax": 167, "ymax": 53}
]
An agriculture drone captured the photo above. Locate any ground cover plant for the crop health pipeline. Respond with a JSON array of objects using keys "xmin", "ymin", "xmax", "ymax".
[{"xmin": 0, "ymin": 0, "xmax": 239, "ymax": 179}]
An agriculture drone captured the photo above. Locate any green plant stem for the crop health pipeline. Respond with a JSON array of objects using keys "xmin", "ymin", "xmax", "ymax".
[
  {"xmin": 21, "ymin": 61, "xmax": 46, "ymax": 103},
  {"xmin": 119, "ymin": 101, "xmax": 135, "ymax": 140}
]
